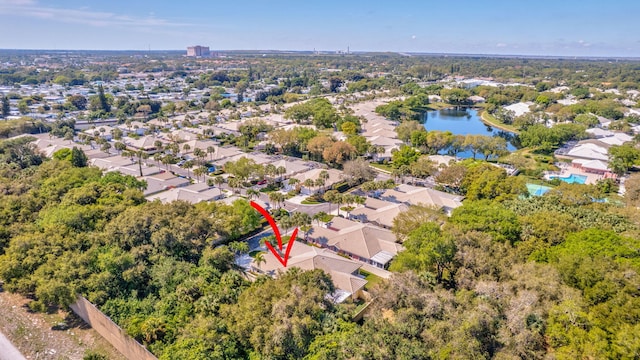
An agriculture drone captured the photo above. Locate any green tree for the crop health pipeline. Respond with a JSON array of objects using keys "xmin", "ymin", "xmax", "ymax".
[
  {"xmin": 390, "ymin": 222, "xmax": 457, "ymax": 284},
  {"xmin": 70, "ymin": 147, "xmax": 88, "ymax": 167},
  {"xmin": 322, "ymin": 141, "xmax": 356, "ymax": 167},
  {"xmin": 66, "ymin": 94, "xmax": 88, "ymax": 110},
  {"xmin": 440, "ymin": 88, "xmax": 471, "ymax": 106},
  {"xmin": 608, "ymin": 143, "xmax": 640, "ymax": 175},
  {"xmin": 391, "ymin": 145, "xmax": 420, "ymax": 168},
  {"xmin": 342, "ymin": 158, "xmax": 376, "ymax": 185},
  {"xmin": 2, "ymin": 95, "xmax": 10, "ymax": 118},
  {"xmin": 450, "ymin": 200, "xmax": 521, "ymax": 243}
]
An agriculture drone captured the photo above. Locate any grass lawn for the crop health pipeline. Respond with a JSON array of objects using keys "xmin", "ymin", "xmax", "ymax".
[
  {"xmin": 315, "ymin": 213, "xmax": 334, "ymax": 223},
  {"xmin": 360, "ymin": 270, "xmax": 384, "ymax": 290},
  {"xmin": 480, "ymin": 110, "xmax": 520, "ymax": 134},
  {"xmin": 353, "ymin": 300, "xmax": 369, "ymax": 314},
  {"xmin": 301, "ymin": 198, "xmax": 323, "ymax": 205},
  {"xmin": 426, "ymin": 102, "xmax": 451, "ymax": 110},
  {"xmin": 370, "ymin": 162, "xmax": 394, "ymax": 173}
]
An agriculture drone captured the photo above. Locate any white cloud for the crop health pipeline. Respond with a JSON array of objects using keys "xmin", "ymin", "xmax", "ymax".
[
  {"xmin": 411, "ymin": 35, "xmax": 416, "ymax": 40},
  {"xmin": 496, "ymin": 43, "xmax": 507, "ymax": 48},
  {"xmin": 0, "ymin": 0, "xmax": 195, "ymax": 29}
]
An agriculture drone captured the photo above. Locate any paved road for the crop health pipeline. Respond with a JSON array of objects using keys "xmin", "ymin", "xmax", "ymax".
[{"xmin": 0, "ymin": 330, "xmax": 26, "ymax": 360}]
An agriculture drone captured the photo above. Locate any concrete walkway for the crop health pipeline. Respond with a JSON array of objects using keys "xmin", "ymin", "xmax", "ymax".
[{"xmin": 0, "ymin": 330, "xmax": 26, "ymax": 360}]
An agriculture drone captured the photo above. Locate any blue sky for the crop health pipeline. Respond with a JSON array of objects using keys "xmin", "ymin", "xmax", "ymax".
[{"xmin": 0, "ymin": 0, "xmax": 639, "ymax": 57}]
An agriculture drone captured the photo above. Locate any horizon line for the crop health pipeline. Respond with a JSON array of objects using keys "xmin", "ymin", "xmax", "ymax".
[{"xmin": 0, "ymin": 48, "xmax": 639, "ymax": 60}]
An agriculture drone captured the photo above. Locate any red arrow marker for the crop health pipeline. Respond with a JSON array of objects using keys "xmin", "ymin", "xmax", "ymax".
[{"xmin": 250, "ymin": 201, "xmax": 297, "ymax": 267}]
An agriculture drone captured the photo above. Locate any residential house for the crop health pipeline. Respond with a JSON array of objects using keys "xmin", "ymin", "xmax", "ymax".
[
  {"xmin": 146, "ymin": 182, "xmax": 225, "ymax": 204},
  {"xmin": 563, "ymin": 140, "xmax": 610, "ymax": 162},
  {"xmin": 147, "ymin": 118, "xmax": 172, "ymax": 130},
  {"xmin": 597, "ymin": 116, "xmax": 613, "ymax": 129},
  {"xmin": 379, "ymin": 184, "xmax": 464, "ymax": 214},
  {"xmin": 123, "ymin": 136, "xmax": 165, "ymax": 154},
  {"xmin": 82, "ymin": 125, "xmax": 115, "ymax": 141},
  {"xmin": 598, "ymin": 132, "xmax": 634, "ymax": 146},
  {"xmin": 306, "ymin": 217, "xmax": 402, "ymax": 269},
  {"xmin": 29, "ymin": 134, "xmax": 92, "ymax": 158},
  {"xmin": 142, "ymin": 171, "xmax": 190, "ymax": 196},
  {"xmin": 209, "ymin": 146, "xmax": 245, "ymax": 162},
  {"xmin": 116, "ymin": 121, "xmax": 147, "ymax": 136},
  {"xmin": 166, "ymin": 129, "xmax": 201, "ymax": 142},
  {"xmin": 180, "ymin": 139, "xmax": 218, "ymax": 159},
  {"xmin": 265, "ymin": 158, "xmax": 313, "ymax": 179},
  {"xmin": 570, "ymin": 159, "xmax": 615, "ymax": 177},
  {"xmin": 365, "ymin": 135, "xmax": 403, "ymax": 161},
  {"xmin": 90, "ymin": 155, "xmax": 161, "ymax": 177},
  {"xmin": 215, "ymin": 153, "xmax": 275, "ymax": 169},
  {"xmin": 289, "ymin": 168, "xmax": 344, "ymax": 195},
  {"xmin": 586, "ymin": 128, "xmax": 614, "ymax": 139},
  {"xmin": 252, "ymin": 242, "xmax": 367, "ymax": 302},
  {"xmin": 504, "ymin": 102, "xmax": 534, "ymax": 117},
  {"xmin": 350, "ymin": 197, "xmax": 409, "ymax": 229}
]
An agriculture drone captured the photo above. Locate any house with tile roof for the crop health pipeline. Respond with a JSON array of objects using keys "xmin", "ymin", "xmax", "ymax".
[
  {"xmin": 379, "ymin": 184, "xmax": 464, "ymax": 214},
  {"xmin": 252, "ymin": 241, "xmax": 367, "ymax": 302},
  {"xmin": 306, "ymin": 217, "xmax": 402, "ymax": 269},
  {"xmin": 146, "ymin": 182, "xmax": 225, "ymax": 204},
  {"xmin": 350, "ymin": 197, "xmax": 409, "ymax": 228}
]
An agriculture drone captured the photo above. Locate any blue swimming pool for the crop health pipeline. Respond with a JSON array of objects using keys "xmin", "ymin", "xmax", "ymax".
[
  {"xmin": 526, "ymin": 183, "xmax": 552, "ymax": 196},
  {"xmin": 550, "ymin": 173, "xmax": 587, "ymax": 184}
]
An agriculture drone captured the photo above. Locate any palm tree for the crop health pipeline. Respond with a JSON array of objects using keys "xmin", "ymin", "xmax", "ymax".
[
  {"xmin": 268, "ymin": 192, "xmax": 285, "ymax": 209},
  {"xmin": 213, "ymin": 176, "xmax": 225, "ymax": 188},
  {"xmin": 323, "ymin": 190, "xmax": 341, "ymax": 216},
  {"xmin": 288, "ymin": 177, "xmax": 301, "ymax": 192},
  {"xmin": 313, "ymin": 211, "xmax": 328, "ymax": 226},
  {"xmin": 280, "ymin": 215, "xmax": 295, "ymax": 238},
  {"xmin": 291, "ymin": 212, "xmax": 311, "ymax": 237},
  {"xmin": 246, "ymin": 188, "xmax": 260, "ymax": 201},
  {"xmin": 207, "ymin": 145, "xmax": 216, "ymax": 161},
  {"xmin": 183, "ymin": 160, "xmax": 195, "ymax": 179},
  {"xmin": 154, "ymin": 140, "xmax": 164, "ymax": 153},
  {"xmin": 314, "ymin": 177, "xmax": 326, "ymax": 194},
  {"xmin": 114, "ymin": 141, "xmax": 126, "ymax": 155},
  {"xmin": 193, "ymin": 166, "xmax": 206, "ymax": 182},
  {"xmin": 228, "ymin": 177, "xmax": 242, "ymax": 193},
  {"xmin": 129, "ymin": 150, "xmax": 149, "ymax": 177},
  {"xmin": 303, "ymin": 178, "xmax": 315, "ymax": 194},
  {"xmin": 101, "ymin": 142, "xmax": 112, "ymax": 154},
  {"xmin": 319, "ymin": 170, "xmax": 330, "ymax": 192},
  {"xmin": 264, "ymin": 164, "xmax": 277, "ymax": 184},
  {"xmin": 182, "ymin": 143, "xmax": 191, "ymax": 157},
  {"xmin": 153, "ymin": 152, "xmax": 163, "ymax": 165},
  {"xmin": 193, "ymin": 147, "xmax": 206, "ymax": 165},
  {"xmin": 229, "ymin": 241, "xmax": 249, "ymax": 256},
  {"xmin": 253, "ymin": 252, "xmax": 266, "ymax": 270},
  {"xmin": 276, "ymin": 166, "xmax": 287, "ymax": 183}
]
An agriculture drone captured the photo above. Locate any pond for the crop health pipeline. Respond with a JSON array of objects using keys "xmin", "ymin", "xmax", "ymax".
[{"xmin": 423, "ymin": 108, "xmax": 516, "ymax": 158}]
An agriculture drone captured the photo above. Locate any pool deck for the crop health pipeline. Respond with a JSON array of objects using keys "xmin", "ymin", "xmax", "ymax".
[{"xmin": 544, "ymin": 163, "xmax": 603, "ymax": 185}]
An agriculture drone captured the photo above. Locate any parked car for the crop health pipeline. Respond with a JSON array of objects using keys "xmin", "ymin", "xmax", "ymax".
[
  {"xmin": 176, "ymin": 160, "xmax": 186, "ymax": 166},
  {"xmin": 257, "ymin": 179, "xmax": 267, "ymax": 185}
]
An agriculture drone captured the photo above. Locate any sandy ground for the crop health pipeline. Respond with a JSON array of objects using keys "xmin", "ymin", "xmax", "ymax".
[{"xmin": 0, "ymin": 291, "xmax": 125, "ymax": 360}]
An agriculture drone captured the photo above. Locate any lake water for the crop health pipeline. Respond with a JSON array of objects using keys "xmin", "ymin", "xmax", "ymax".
[{"xmin": 423, "ymin": 108, "xmax": 516, "ymax": 157}]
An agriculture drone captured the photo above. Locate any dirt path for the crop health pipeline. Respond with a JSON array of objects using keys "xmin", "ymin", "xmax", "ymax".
[{"xmin": 0, "ymin": 290, "xmax": 125, "ymax": 360}]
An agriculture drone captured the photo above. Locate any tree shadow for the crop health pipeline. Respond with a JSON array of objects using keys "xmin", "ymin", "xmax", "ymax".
[{"xmin": 53, "ymin": 311, "xmax": 91, "ymax": 331}]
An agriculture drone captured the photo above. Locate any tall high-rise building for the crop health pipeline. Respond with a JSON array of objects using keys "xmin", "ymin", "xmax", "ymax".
[{"xmin": 186, "ymin": 46, "xmax": 210, "ymax": 57}]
